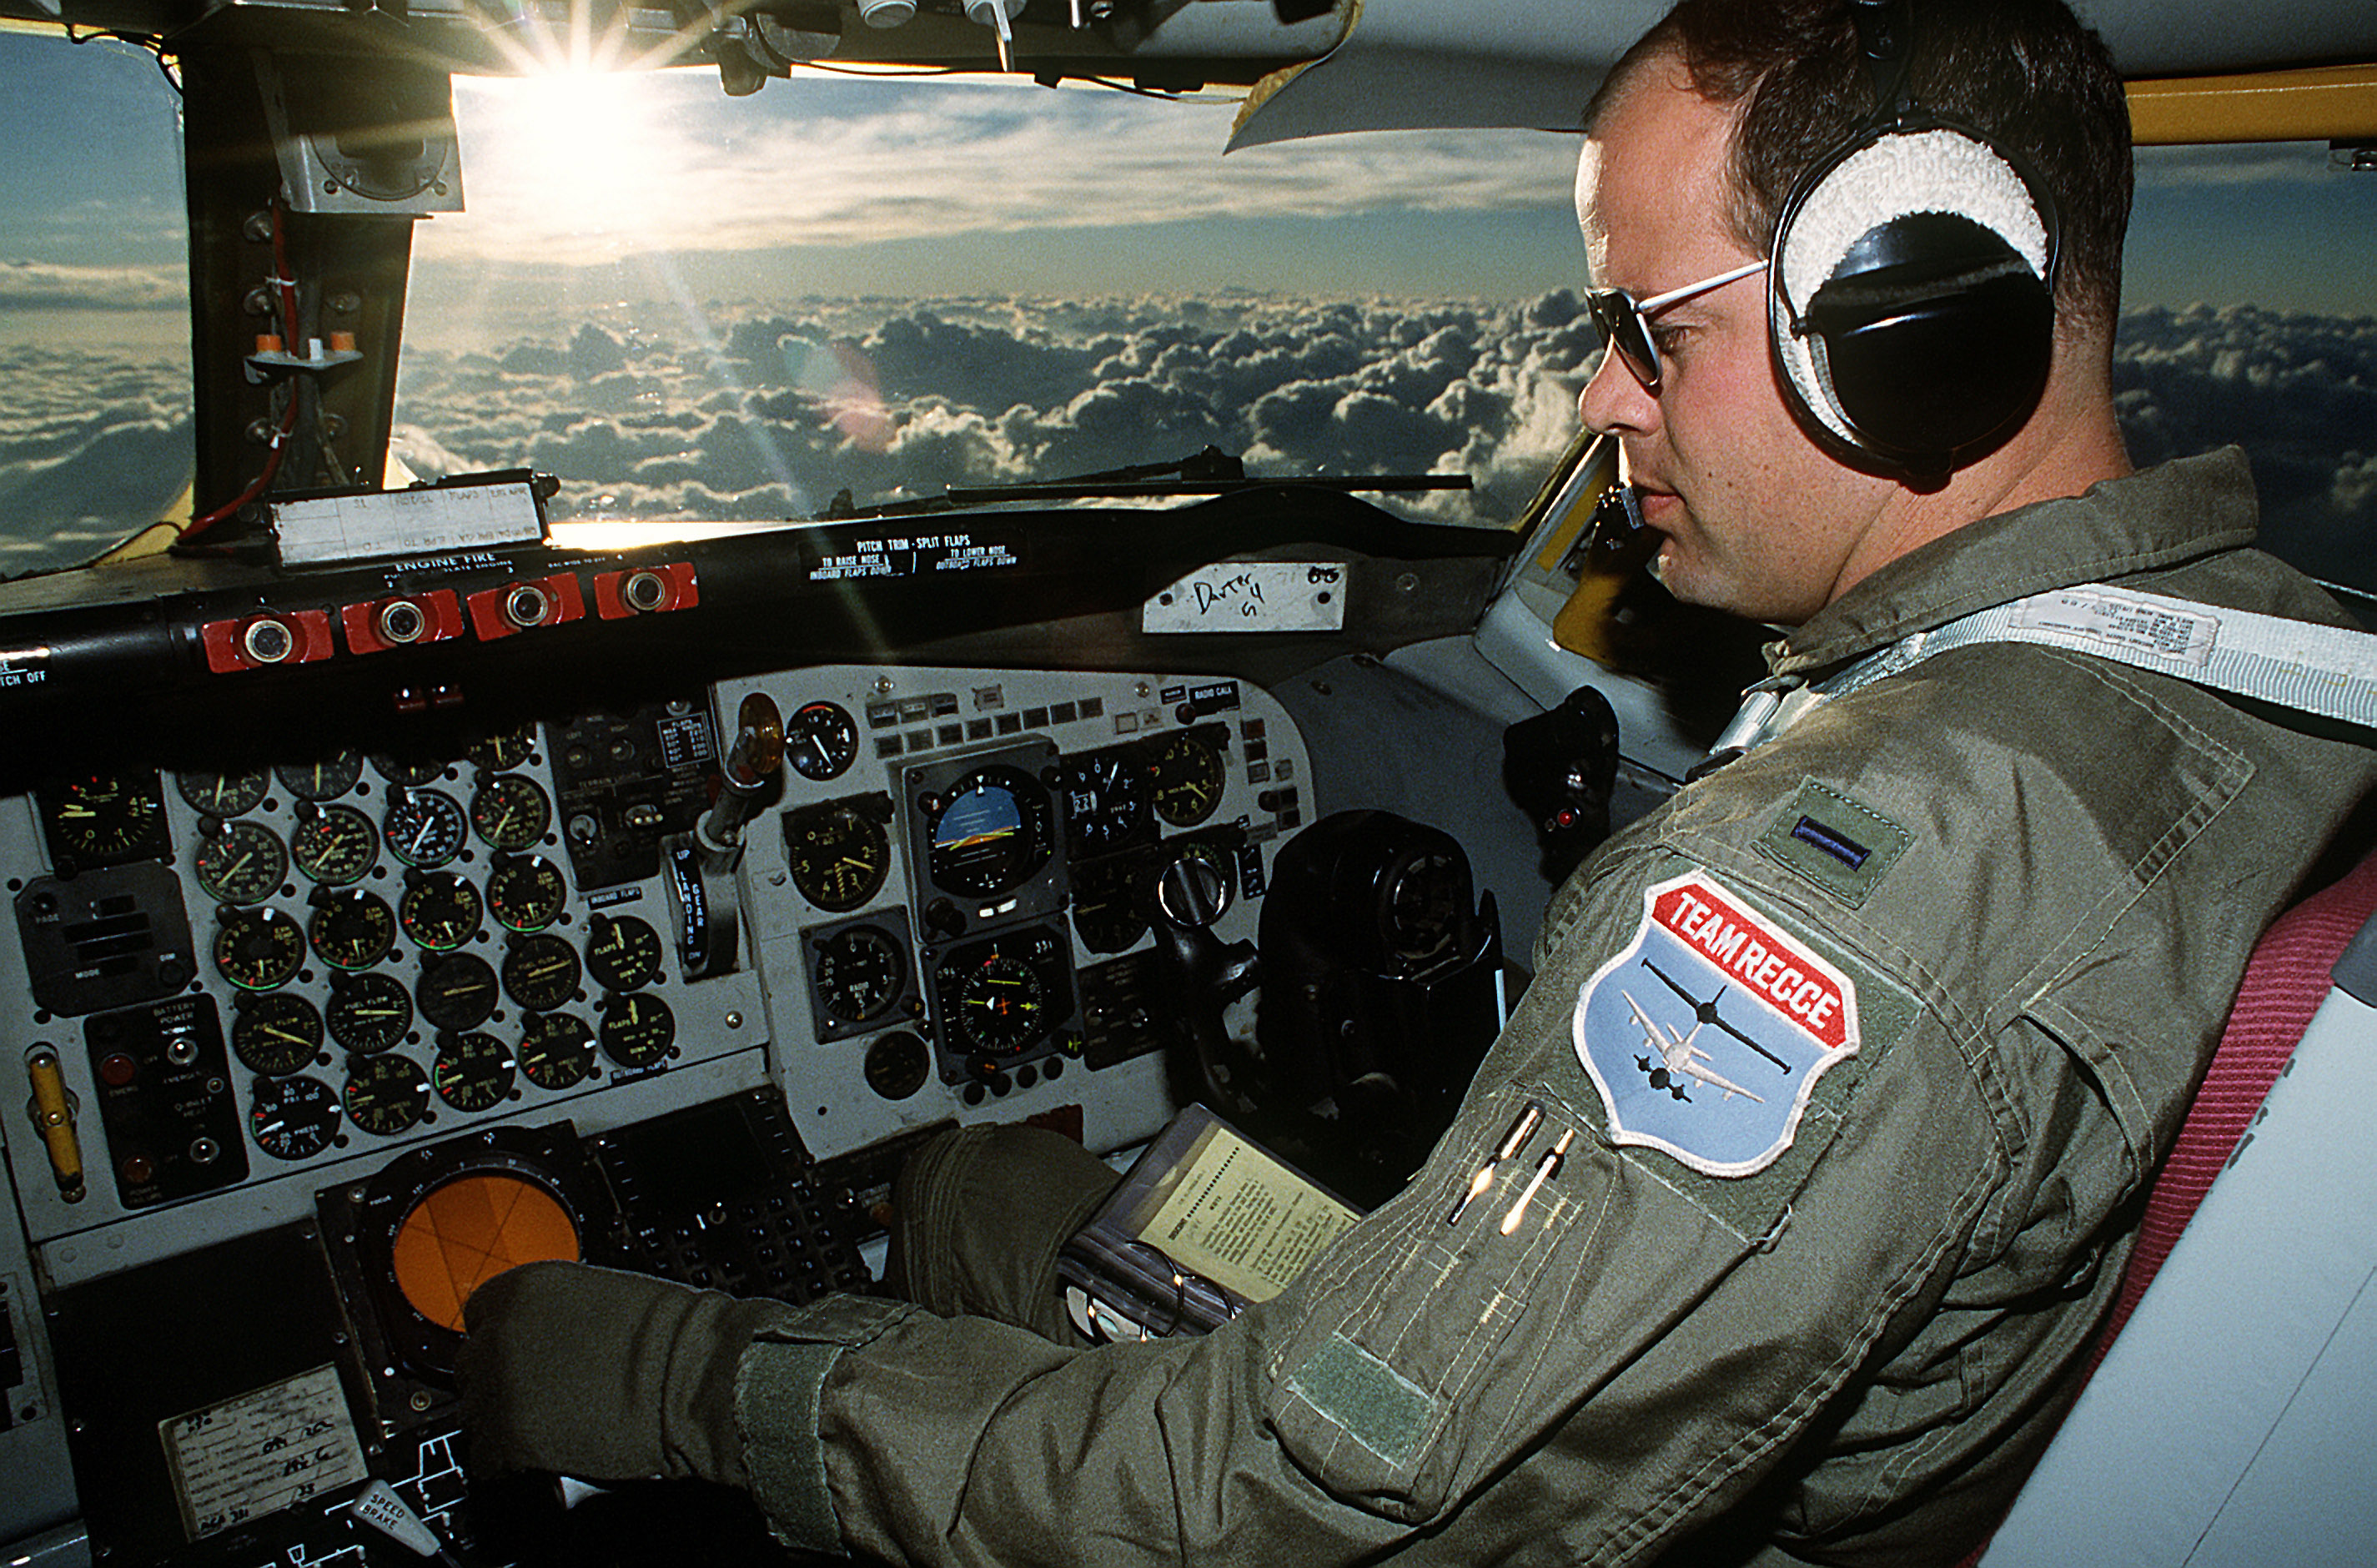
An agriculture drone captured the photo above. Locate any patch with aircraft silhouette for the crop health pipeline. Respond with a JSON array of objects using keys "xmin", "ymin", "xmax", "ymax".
[{"xmin": 1574, "ymin": 872, "xmax": 1860, "ymax": 1178}]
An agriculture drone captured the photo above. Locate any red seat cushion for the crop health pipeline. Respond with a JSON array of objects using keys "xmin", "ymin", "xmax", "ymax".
[{"xmin": 2090, "ymin": 847, "xmax": 2377, "ymax": 1365}]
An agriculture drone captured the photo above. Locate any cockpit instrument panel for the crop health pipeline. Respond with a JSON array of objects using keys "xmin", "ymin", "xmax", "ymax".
[
  {"xmin": 0, "ymin": 700, "xmax": 767, "ymax": 1290},
  {"xmin": 0, "ymin": 662, "xmax": 1308, "ymax": 1288},
  {"xmin": 0, "ymin": 656, "xmax": 1311, "ymax": 1565}
]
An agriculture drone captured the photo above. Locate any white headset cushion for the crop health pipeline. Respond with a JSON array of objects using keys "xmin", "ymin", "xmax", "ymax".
[{"xmin": 1770, "ymin": 127, "xmax": 2049, "ymax": 442}]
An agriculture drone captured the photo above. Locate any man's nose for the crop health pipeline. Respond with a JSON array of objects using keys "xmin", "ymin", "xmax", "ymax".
[{"xmin": 1578, "ymin": 349, "xmax": 1656, "ymax": 436}]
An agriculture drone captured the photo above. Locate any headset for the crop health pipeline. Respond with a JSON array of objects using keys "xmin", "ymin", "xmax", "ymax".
[{"xmin": 1766, "ymin": 0, "xmax": 2061, "ymax": 476}]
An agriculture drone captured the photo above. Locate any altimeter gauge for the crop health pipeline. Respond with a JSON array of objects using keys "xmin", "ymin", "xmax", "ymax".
[{"xmin": 1056, "ymin": 749, "xmax": 1151, "ymax": 857}]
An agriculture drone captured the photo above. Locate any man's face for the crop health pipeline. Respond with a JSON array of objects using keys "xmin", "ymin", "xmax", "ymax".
[{"xmin": 1575, "ymin": 58, "xmax": 1892, "ymax": 625}]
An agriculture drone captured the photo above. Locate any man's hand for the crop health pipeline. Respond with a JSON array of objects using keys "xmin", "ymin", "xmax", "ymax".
[{"xmin": 458, "ymin": 1260, "xmax": 798, "ymax": 1485}]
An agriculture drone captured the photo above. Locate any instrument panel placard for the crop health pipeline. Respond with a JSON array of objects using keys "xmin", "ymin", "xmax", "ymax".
[{"xmin": 159, "ymin": 1364, "xmax": 367, "ymax": 1543}]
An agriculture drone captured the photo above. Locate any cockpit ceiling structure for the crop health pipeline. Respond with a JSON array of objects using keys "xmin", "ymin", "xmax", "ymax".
[{"xmin": 3, "ymin": 0, "xmax": 2372, "ymax": 145}]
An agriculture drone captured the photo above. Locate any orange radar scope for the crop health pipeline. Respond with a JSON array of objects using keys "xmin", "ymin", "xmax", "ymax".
[{"xmin": 390, "ymin": 1173, "xmax": 580, "ymax": 1333}]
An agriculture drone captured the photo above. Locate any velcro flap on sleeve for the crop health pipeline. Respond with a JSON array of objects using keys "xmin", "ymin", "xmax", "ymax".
[
  {"xmin": 738, "ymin": 1295, "xmax": 926, "ymax": 1552},
  {"xmin": 1261, "ymin": 1085, "xmax": 1766, "ymax": 1525}
]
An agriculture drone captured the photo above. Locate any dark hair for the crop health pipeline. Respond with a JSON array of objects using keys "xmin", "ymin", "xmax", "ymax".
[{"xmin": 1595, "ymin": 0, "xmax": 2131, "ymax": 331}]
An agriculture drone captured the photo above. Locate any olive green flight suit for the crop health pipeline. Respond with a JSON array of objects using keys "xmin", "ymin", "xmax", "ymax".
[{"xmin": 729, "ymin": 450, "xmax": 2377, "ymax": 1565}]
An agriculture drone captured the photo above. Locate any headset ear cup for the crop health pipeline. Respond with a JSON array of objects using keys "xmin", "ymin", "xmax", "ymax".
[
  {"xmin": 1804, "ymin": 214, "xmax": 2053, "ymax": 464},
  {"xmin": 1769, "ymin": 124, "xmax": 2058, "ymax": 473}
]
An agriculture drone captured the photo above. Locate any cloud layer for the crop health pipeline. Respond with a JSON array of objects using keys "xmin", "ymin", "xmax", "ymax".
[{"xmin": 1, "ymin": 296, "xmax": 2370, "ymax": 611}]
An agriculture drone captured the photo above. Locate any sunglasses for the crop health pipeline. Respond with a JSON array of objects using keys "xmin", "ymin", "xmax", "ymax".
[{"xmin": 1586, "ymin": 259, "xmax": 1769, "ymax": 394}]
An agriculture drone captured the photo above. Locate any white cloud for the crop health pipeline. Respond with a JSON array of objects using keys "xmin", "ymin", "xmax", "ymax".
[{"xmin": 0, "ymin": 259, "xmax": 183, "ymax": 311}]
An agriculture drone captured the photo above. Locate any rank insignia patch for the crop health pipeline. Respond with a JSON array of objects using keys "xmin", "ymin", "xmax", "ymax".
[{"xmin": 1573, "ymin": 872, "xmax": 1859, "ymax": 1178}]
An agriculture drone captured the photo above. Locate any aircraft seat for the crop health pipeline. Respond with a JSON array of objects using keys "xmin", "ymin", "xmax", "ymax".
[{"xmin": 1977, "ymin": 847, "xmax": 2377, "ymax": 1566}]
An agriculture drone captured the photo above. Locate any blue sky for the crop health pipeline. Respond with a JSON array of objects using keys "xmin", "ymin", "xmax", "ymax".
[{"xmin": 2, "ymin": 27, "xmax": 2373, "ymax": 334}]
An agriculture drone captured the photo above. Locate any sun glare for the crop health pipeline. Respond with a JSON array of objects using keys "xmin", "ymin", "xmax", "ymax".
[{"xmin": 456, "ymin": 68, "xmax": 692, "ymax": 244}]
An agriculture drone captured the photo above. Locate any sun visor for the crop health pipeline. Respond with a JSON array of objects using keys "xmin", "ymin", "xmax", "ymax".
[{"xmin": 1229, "ymin": 0, "xmax": 1666, "ymax": 149}]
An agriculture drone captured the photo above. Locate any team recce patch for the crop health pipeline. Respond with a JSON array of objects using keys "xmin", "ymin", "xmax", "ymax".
[{"xmin": 1573, "ymin": 872, "xmax": 1859, "ymax": 1178}]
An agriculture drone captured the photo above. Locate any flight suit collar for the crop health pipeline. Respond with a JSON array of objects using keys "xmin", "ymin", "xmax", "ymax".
[{"xmin": 1766, "ymin": 448, "xmax": 2260, "ymax": 681}]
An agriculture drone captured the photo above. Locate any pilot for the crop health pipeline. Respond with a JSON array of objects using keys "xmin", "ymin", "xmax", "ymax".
[{"xmin": 459, "ymin": 1, "xmax": 2377, "ymax": 1561}]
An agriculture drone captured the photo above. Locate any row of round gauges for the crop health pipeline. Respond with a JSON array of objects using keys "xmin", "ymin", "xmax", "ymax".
[
  {"xmin": 240, "ymin": 999, "xmax": 677, "ymax": 1159},
  {"xmin": 186, "ymin": 777, "xmax": 555, "ymax": 903},
  {"xmin": 781, "ymin": 728, "xmax": 1231, "ymax": 914},
  {"xmin": 213, "ymin": 897, "xmax": 665, "ymax": 997},
  {"xmin": 177, "ymin": 731, "xmax": 538, "ymax": 817},
  {"xmin": 223, "ymin": 916, "xmax": 661, "ymax": 1047},
  {"xmin": 209, "ymin": 862, "xmax": 573, "ymax": 983}
]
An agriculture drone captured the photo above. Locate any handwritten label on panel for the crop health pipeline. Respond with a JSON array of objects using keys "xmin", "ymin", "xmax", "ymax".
[
  {"xmin": 1143, "ymin": 562, "xmax": 1347, "ymax": 634},
  {"xmin": 161, "ymin": 1364, "xmax": 369, "ymax": 1542}
]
